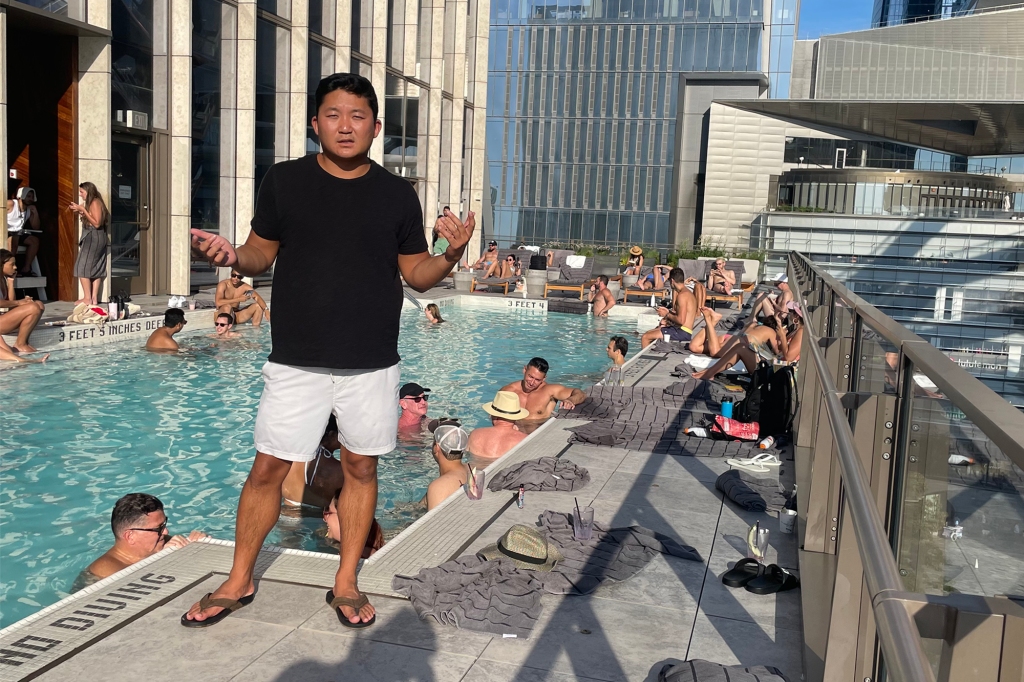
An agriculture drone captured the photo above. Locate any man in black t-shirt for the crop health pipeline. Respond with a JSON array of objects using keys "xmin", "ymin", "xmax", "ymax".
[{"xmin": 183, "ymin": 73, "xmax": 474, "ymax": 630}]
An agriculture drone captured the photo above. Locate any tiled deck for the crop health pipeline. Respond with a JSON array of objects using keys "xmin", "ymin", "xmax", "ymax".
[{"xmin": 0, "ymin": 294, "xmax": 803, "ymax": 682}]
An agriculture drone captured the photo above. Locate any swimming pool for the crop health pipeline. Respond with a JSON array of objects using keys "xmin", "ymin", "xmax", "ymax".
[{"xmin": 0, "ymin": 305, "xmax": 637, "ymax": 626}]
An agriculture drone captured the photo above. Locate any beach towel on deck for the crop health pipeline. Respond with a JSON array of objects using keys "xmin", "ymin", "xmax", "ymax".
[
  {"xmin": 716, "ymin": 469, "xmax": 789, "ymax": 512},
  {"xmin": 659, "ymin": 660, "xmax": 791, "ymax": 682},
  {"xmin": 488, "ymin": 457, "xmax": 591, "ymax": 492}
]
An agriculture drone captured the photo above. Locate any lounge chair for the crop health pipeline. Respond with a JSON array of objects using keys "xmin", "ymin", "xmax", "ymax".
[
  {"xmin": 472, "ymin": 275, "xmax": 518, "ymax": 295},
  {"xmin": 543, "ymin": 259, "xmax": 594, "ymax": 299},
  {"xmin": 623, "ymin": 266, "xmax": 669, "ymax": 303},
  {"xmin": 703, "ymin": 260, "xmax": 749, "ymax": 308}
]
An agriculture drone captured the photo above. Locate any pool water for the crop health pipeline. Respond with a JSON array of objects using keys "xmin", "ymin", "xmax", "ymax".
[{"xmin": 0, "ymin": 306, "xmax": 637, "ymax": 626}]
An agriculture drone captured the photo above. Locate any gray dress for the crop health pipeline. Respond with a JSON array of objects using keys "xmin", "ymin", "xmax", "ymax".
[{"xmin": 74, "ymin": 224, "xmax": 107, "ymax": 279}]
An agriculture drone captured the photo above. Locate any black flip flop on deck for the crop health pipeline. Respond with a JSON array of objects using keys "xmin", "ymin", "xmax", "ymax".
[
  {"xmin": 326, "ymin": 590, "xmax": 376, "ymax": 629},
  {"xmin": 721, "ymin": 558, "xmax": 763, "ymax": 588},
  {"xmin": 744, "ymin": 564, "xmax": 799, "ymax": 595},
  {"xmin": 180, "ymin": 592, "xmax": 255, "ymax": 628}
]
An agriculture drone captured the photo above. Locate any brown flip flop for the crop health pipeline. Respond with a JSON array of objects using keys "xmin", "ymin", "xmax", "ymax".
[
  {"xmin": 180, "ymin": 592, "xmax": 255, "ymax": 628},
  {"xmin": 326, "ymin": 590, "xmax": 376, "ymax": 629}
]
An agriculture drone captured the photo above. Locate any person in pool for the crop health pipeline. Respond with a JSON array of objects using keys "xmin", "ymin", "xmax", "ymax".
[
  {"xmin": 323, "ymin": 487, "xmax": 385, "ymax": 560},
  {"xmin": 78, "ymin": 493, "xmax": 206, "ymax": 589},
  {"xmin": 282, "ymin": 415, "xmax": 346, "ymax": 510},
  {"xmin": 146, "ymin": 308, "xmax": 187, "ymax": 352},
  {"xmin": 423, "ymin": 419, "xmax": 471, "ymax": 510},
  {"xmin": 208, "ymin": 312, "xmax": 241, "ymax": 339},
  {"xmin": 500, "ymin": 357, "xmax": 587, "ymax": 426},
  {"xmin": 466, "ymin": 391, "xmax": 529, "ymax": 465},
  {"xmin": 398, "ymin": 382, "xmax": 431, "ymax": 434},
  {"xmin": 424, "ymin": 303, "xmax": 444, "ymax": 323}
]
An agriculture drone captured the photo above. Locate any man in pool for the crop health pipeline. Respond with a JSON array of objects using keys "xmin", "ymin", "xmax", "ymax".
[
  {"xmin": 208, "ymin": 312, "xmax": 241, "ymax": 339},
  {"xmin": 79, "ymin": 493, "xmax": 205, "ymax": 588},
  {"xmin": 397, "ymin": 382, "xmax": 431, "ymax": 434},
  {"xmin": 215, "ymin": 271, "xmax": 270, "ymax": 326},
  {"xmin": 146, "ymin": 308, "xmax": 187, "ymax": 352},
  {"xmin": 185, "ymin": 73, "xmax": 473, "ymax": 629},
  {"xmin": 500, "ymin": 358, "xmax": 586, "ymax": 431},
  {"xmin": 466, "ymin": 391, "xmax": 529, "ymax": 465},
  {"xmin": 281, "ymin": 415, "xmax": 345, "ymax": 509},
  {"xmin": 424, "ymin": 419, "xmax": 471, "ymax": 510},
  {"xmin": 587, "ymin": 275, "xmax": 615, "ymax": 317},
  {"xmin": 607, "ymin": 335, "xmax": 628, "ymax": 366}
]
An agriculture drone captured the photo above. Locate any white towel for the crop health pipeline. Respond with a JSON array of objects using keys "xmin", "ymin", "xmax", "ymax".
[
  {"xmin": 565, "ymin": 255, "xmax": 586, "ymax": 268},
  {"xmin": 685, "ymin": 354, "xmax": 716, "ymax": 369}
]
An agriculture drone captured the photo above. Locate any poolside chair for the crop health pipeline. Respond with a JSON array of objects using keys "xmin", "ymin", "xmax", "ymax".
[
  {"xmin": 703, "ymin": 260, "xmax": 749, "ymax": 308},
  {"xmin": 543, "ymin": 258, "xmax": 594, "ymax": 299},
  {"xmin": 472, "ymin": 275, "xmax": 518, "ymax": 295},
  {"xmin": 623, "ymin": 266, "xmax": 669, "ymax": 303}
]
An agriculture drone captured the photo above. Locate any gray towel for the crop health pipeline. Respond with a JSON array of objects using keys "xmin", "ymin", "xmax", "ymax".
[
  {"xmin": 530, "ymin": 511, "xmax": 702, "ymax": 595},
  {"xmin": 659, "ymin": 660, "xmax": 790, "ymax": 682},
  {"xmin": 716, "ymin": 469, "xmax": 789, "ymax": 512},
  {"xmin": 392, "ymin": 555, "xmax": 543, "ymax": 639},
  {"xmin": 488, "ymin": 457, "xmax": 591, "ymax": 492}
]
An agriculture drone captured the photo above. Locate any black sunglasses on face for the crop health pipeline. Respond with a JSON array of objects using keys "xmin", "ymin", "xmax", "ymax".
[
  {"xmin": 405, "ymin": 395, "xmax": 429, "ymax": 403},
  {"xmin": 130, "ymin": 522, "xmax": 168, "ymax": 547},
  {"xmin": 231, "ymin": 274, "xmax": 242, "ymax": 279},
  {"xmin": 215, "ymin": 322, "xmax": 230, "ymax": 327}
]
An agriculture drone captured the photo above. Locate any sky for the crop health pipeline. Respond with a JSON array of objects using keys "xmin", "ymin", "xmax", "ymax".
[{"xmin": 797, "ymin": 0, "xmax": 874, "ymax": 39}]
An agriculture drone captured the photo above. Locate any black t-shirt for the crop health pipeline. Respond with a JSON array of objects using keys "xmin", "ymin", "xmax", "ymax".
[{"xmin": 251, "ymin": 155, "xmax": 427, "ymax": 369}]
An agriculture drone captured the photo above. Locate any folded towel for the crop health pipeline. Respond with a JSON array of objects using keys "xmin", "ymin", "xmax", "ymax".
[
  {"xmin": 565, "ymin": 254, "xmax": 586, "ymax": 268},
  {"xmin": 488, "ymin": 457, "xmax": 590, "ymax": 492},
  {"xmin": 659, "ymin": 660, "xmax": 791, "ymax": 682},
  {"xmin": 685, "ymin": 355, "xmax": 716, "ymax": 369},
  {"xmin": 716, "ymin": 469, "xmax": 789, "ymax": 512}
]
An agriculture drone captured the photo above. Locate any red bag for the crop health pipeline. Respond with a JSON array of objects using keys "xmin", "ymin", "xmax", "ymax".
[{"xmin": 710, "ymin": 415, "xmax": 760, "ymax": 441}]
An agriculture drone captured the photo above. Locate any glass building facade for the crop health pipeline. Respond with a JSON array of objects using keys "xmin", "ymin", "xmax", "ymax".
[{"xmin": 486, "ymin": 0, "xmax": 769, "ymax": 248}]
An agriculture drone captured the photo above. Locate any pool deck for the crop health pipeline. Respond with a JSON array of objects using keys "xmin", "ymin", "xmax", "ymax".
[{"xmin": 0, "ymin": 295, "xmax": 803, "ymax": 682}]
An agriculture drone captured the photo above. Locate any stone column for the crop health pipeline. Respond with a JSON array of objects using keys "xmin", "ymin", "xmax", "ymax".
[
  {"xmin": 289, "ymin": 0, "xmax": 309, "ymax": 158},
  {"xmin": 368, "ymin": 0, "xmax": 387, "ymax": 163},
  {"xmin": 234, "ymin": 0, "xmax": 257, "ymax": 247},
  {"xmin": 334, "ymin": 0, "xmax": 352, "ymax": 72},
  {"xmin": 217, "ymin": 2, "xmax": 239, "ymax": 281},
  {"xmin": 168, "ymin": 0, "xmax": 192, "ymax": 295},
  {"xmin": 421, "ymin": 0, "xmax": 444, "ymax": 244},
  {"xmin": 464, "ymin": 0, "xmax": 489, "ymax": 259}
]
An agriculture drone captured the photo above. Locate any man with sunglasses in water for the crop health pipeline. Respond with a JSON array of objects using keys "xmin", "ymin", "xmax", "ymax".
[
  {"xmin": 209, "ymin": 312, "xmax": 241, "ymax": 339},
  {"xmin": 397, "ymin": 382, "xmax": 431, "ymax": 435},
  {"xmin": 77, "ymin": 493, "xmax": 205, "ymax": 589},
  {"xmin": 215, "ymin": 270, "xmax": 270, "ymax": 326}
]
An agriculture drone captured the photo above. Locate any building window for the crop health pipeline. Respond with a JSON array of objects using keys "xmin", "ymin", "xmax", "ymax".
[
  {"xmin": 112, "ymin": 0, "xmax": 158, "ymax": 122},
  {"xmin": 384, "ymin": 75, "xmax": 422, "ymax": 181},
  {"xmin": 307, "ymin": 40, "xmax": 336, "ymax": 153},
  {"xmin": 257, "ymin": 0, "xmax": 290, "ymax": 20},
  {"xmin": 308, "ymin": 0, "xmax": 335, "ymax": 38},
  {"xmin": 255, "ymin": 18, "xmax": 290, "ymax": 197}
]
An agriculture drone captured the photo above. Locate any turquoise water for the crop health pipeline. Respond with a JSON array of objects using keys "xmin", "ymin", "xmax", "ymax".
[{"xmin": 0, "ymin": 306, "xmax": 636, "ymax": 626}]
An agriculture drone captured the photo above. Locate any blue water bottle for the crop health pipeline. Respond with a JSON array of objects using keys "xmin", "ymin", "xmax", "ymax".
[{"xmin": 721, "ymin": 397, "xmax": 734, "ymax": 419}]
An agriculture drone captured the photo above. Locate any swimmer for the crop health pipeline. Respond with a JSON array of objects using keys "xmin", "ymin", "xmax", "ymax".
[
  {"xmin": 425, "ymin": 303, "xmax": 444, "ymax": 323},
  {"xmin": 281, "ymin": 415, "xmax": 345, "ymax": 510},
  {"xmin": 146, "ymin": 308, "xmax": 187, "ymax": 352},
  {"xmin": 208, "ymin": 311, "xmax": 241, "ymax": 339}
]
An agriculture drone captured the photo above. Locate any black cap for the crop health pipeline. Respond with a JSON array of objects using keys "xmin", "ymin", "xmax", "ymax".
[
  {"xmin": 427, "ymin": 417, "xmax": 461, "ymax": 433},
  {"xmin": 488, "ymin": 240, "xmax": 497, "ymax": 246},
  {"xmin": 400, "ymin": 383, "xmax": 431, "ymax": 399}
]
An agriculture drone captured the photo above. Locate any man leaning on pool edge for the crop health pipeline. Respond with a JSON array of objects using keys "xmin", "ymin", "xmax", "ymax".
[{"xmin": 184, "ymin": 72, "xmax": 474, "ymax": 629}]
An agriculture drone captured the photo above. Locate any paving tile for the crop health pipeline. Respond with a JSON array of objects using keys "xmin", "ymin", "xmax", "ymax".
[
  {"xmin": 299, "ymin": 593, "xmax": 494, "ymax": 657},
  {"xmin": 230, "ymin": 579, "xmax": 329, "ymax": 628},
  {"xmin": 34, "ymin": 578, "xmax": 294, "ymax": 682},
  {"xmin": 461, "ymin": 659, "xmax": 608, "ymax": 682},
  {"xmin": 560, "ymin": 444, "xmax": 630, "ymax": 471},
  {"xmin": 592, "ymin": 553, "xmax": 707, "ymax": 614},
  {"xmin": 686, "ymin": 613, "xmax": 803, "ymax": 681},
  {"xmin": 232, "ymin": 628, "xmax": 477, "ymax": 681},
  {"xmin": 616, "ymin": 451, "xmax": 733, "ymax": 482},
  {"xmin": 478, "ymin": 594, "xmax": 694, "ymax": 682},
  {"xmin": 586, "ymin": 499, "xmax": 720, "ymax": 557},
  {"xmin": 595, "ymin": 471, "xmax": 724, "ymax": 517}
]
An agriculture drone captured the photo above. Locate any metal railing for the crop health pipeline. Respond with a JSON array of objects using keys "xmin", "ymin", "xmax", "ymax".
[{"xmin": 788, "ymin": 251, "xmax": 1024, "ymax": 682}]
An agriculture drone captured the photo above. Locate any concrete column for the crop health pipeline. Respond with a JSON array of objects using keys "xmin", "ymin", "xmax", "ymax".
[
  {"xmin": 0, "ymin": 8, "xmax": 7, "ymax": 248},
  {"xmin": 335, "ymin": 0, "xmax": 352, "ymax": 71},
  {"xmin": 288, "ymin": 0, "xmax": 309, "ymax": 158},
  {"xmin": 168, "ymin": 0, "xmax": 192, "ymax": 294},
  {"xmin": 234, "ymin": 0, "xmax": 257, "ymax": 246},
  {"xmin": 464, "ymin": 0, "xmax": 489, "ymax": 258},
  {"xmin": 368, "ymin": 0, "xmax": 387, "ymax": 163},
  {"xmin": 218, "ymin": 2, "xmax": 239, "ymax": 281},
  {"xmin": 78, "ymin": 35, "xmax": 112, "ymax": 300}
]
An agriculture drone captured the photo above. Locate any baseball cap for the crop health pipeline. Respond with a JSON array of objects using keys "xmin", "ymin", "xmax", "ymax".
[
  {"xmin": 399, "ymin": 383, "xmax": 431, "ymax": 399},
  {"xmin": 488, "ymin": 240, "xmax": 498, "ymax": 246},
  {"xmin": 773, "ymin": 273, "xmax": 788, "ymax": 283},
  {"xmin": 433, "ymin": 424, "xmax": 470, "ymax": 455}
]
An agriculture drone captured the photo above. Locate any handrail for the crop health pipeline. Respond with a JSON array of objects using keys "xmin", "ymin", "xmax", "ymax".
[
  {"xmin": 788, "ymin": 253, "xmax": 937, "ymax": 682},
  {"xmin": 793, "ymin": 253, "xmax": 1024, "ymax": 473}
]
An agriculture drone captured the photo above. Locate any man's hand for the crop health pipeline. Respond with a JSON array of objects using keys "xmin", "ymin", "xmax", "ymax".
[
  {"xmin": 166, "ymin": 530, "xmax": 208, "ymax": 549},
  {"xmin": 656, "ymin": 306, "xmax": 669, "ymax": 318},
  {"xmin": 439, "ymin": 210, "xmax": 475, "ymax": 262},
  {"xmin": 558, "ymin": 399, "xmax": 577, "ymax": 411},
  {"xmin": 191, "ymin": 228, "xmax": 238, "ymax": 267}
]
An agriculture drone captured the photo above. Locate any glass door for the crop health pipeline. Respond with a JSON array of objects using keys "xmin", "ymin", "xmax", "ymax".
[{"xmin": 110, "ymin": 136, "xmax": 151, "ymax": 295}]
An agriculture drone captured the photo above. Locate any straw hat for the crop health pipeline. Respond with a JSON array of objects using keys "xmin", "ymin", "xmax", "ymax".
[
  {"xmin": 482, "ymin": 391, "xmax": 530, "ymax": 420},
  {"xmin": 629, "ymin": 245, "xmax": 643, "ymax": 256},
  {"xmin": 477, "ymin": 525, "xmax": 562, "ymax": 571}
]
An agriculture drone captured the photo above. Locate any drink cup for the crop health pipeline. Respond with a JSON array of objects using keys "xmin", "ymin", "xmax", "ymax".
[
  {"xmin": 466, "ymin": 469, "xmax": 485, "ymax": 500},
  {"xmin": 573, "ymin": 506, "xmax": 595, "ymax": 540},
  {"xmin": 780, "ymin": 509, "xmax": 797, "ymax": 534}
]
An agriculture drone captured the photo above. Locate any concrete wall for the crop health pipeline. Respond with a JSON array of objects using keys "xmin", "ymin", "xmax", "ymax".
[{"xmin": 789, "ymin": 39, "xmax": 817, "ymax": 99}]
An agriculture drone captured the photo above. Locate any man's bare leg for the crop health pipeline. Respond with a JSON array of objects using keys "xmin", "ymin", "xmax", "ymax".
[
  {"xmin": 184, "ymin": 453, "xmax": 291, "ymax": 622},
  {"xmin": 641, "ymin": 326, "xmax": 664, "ymax": 348},
  {"xmin": 334, "ymin": 448, "xmax": 378, "ymax": 625},
  {"xmin": 234, "ymin": 305, "xmax": 258, "ymax": 325}
]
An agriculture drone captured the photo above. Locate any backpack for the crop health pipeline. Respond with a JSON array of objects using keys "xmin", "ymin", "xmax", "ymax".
[
  {"xmin": 760, "ymin": 366, "xmax": 798, "ymax": 436},
  {"xmin": 734, "ymin": 361, "xmax": 772, "ymax": 424}
]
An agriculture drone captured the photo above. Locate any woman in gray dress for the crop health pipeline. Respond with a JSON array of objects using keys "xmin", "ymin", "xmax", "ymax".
[{"xmin": 70, "ymin": 182, "xmax": 110, "ymax": 306}]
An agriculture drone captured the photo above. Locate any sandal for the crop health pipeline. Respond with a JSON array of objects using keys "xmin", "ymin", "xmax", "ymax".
[
  {"xmin": 726, "ymin": 453, "xmax": 782, "ymax": 472},
  {"xmin": 326, "ymin": 590, "xmax": 376, "ymax": 629},
  {"xmin": 179, "ymin": 592, "xmax": 255, "ymax": 628},
  {"xmin": 744, "ymin": 564, "xmax": 800, "ymax": 595},
  {"xmin": 720, "ymin": 558, "xmax": 763, "ymax": 588}
]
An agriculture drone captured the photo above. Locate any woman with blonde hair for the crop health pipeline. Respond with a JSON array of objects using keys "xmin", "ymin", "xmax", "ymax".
[
  {"xmin": 424, "ymin": 303, "xmax": 445, "ymax": 324},
  {"xmin": 70, "ymin": 181, "xmax": 110, "ymax": 306}
]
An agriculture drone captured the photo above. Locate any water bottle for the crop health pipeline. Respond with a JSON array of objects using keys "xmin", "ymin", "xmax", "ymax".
[
  {"xmin": 650, "ymin": 294, "xmax": 656, "ymax": 307},
  {"xmin": 720, "ymin": 397, "xmax": 733, "ymax": 419},
  {"xmin": 759, "ymin": 436, "xmax": 775, "ymax": 449}
]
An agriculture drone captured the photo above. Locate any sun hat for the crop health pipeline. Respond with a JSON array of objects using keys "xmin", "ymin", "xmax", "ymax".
[
  {"xmin": 433, "ymin": 424, "xmax": 470, "ymax": 455},
  {"xmin": 477, "ymin": 525, "xmax": 562, "ymax": 571},
  {"xmin": 629, "ymin": 245, "xmax": 643, "ymax": 256},
  {"xmin": 773, "ymin": 273, "xmax": 788, "ymax": 283},
  {"xmin": 785, "ymin": 301, "xmax": 804, "ymax": 318},
  {"xmin": 482, "ymin": 391, "xmax": 530, "ymax": 420},
  {"xmin": 400, "ymin": 383, "xmax": 431, "ymax": 399}
]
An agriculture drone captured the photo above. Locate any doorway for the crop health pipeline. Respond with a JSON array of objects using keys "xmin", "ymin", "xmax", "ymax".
[{"xmin": 110, "ymin": 136, "xmax": 151, "ymax": 295}]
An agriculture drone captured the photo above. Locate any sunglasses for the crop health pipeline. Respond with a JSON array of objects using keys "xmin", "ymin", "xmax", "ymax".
[
  {"xmin": 404, "ymin": 395, "xmax": 429, "ymax": 403},
  {"xmin": 506, "ymin": 257, "xmax": 515, "ymax": 261},
  {"xmin": 231, "ymin": 273, "xmax": 242, "ymax": 279},
  {"xmin": 130, "ymin": 522, "xmax": 168, "ymax": 535},
  {"xmin": 215, "ymin": 322, "xmax": 230, "ymax": 327}
]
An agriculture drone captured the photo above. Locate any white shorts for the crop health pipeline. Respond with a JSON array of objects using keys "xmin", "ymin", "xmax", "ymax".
[{"xmin": 254, "ymin": 362, "xmax": 400, "ymax": 461}]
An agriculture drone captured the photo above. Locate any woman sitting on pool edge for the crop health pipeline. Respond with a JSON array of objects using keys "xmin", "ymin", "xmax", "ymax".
[
  {"xmin": 0, "ymin": 248, "xmax": 45, "ymax": 355},
  {"xmin": 424, "ymin": 303, "xmax": 445, "ymax": 324}
]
